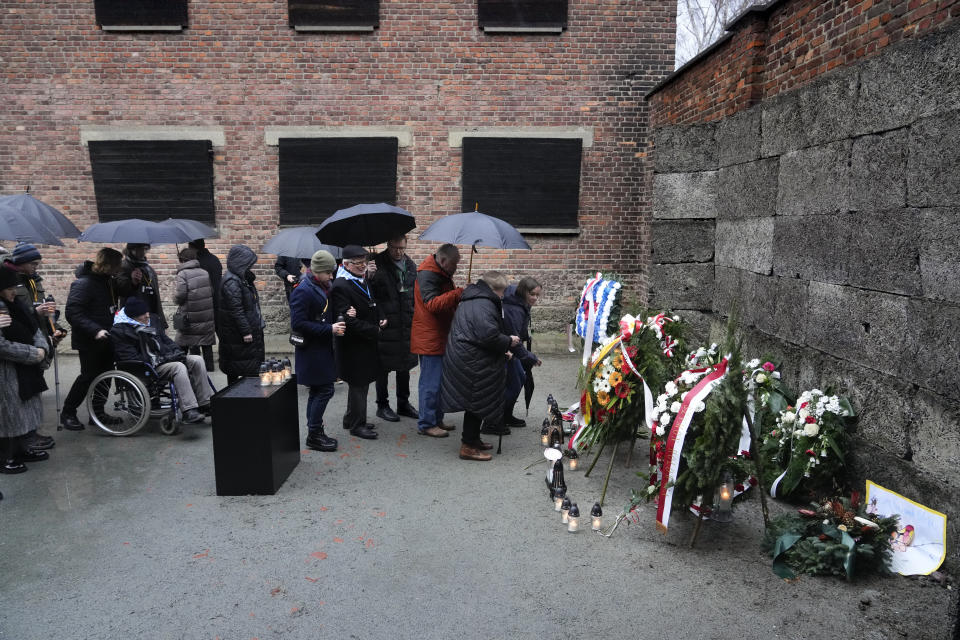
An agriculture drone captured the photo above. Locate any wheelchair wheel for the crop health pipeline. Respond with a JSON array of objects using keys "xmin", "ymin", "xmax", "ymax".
[
  {"xmin": 86, "ymin": 370, "xmax": 151, "ymax": 436},
  {"xmin": 159, "ymin": 414, "xmax": 182, "ymax": 436}
]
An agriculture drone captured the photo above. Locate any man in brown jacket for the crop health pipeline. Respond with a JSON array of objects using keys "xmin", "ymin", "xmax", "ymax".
[{"xmin": 410, "ymin": 243, "xmax": 462, "ymax": 438}]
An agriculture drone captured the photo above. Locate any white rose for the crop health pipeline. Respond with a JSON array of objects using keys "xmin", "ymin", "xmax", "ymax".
[
  {"xmin": 772, "ymin": 371, "xmax": 781, "ymax": 379},
  {"xmin": 655, "ymin": 425, "xmax": 666, "ymax": 436},
  {"xmin": 665, "ymin": 381, "xmax": 678, "ymax": 396},
  {"xmin": 694, "ymin": 402, "xmax": 706, "ymax": 413},
  {"xmin": 755, "ymin": 373, "xmax": 767, "ymax": 384},
  {"xmin": 672, "ymin": 315, "xmax": 680, "ymax": 322},
  {"xmin": 782, "ymin": 411, "xmax": 796, "ymax": 423},
  {"xmin": 681, "ymin": 391, "xmax": 689, "ymax": 401},
  {"xmin": 798, "ymin": 408, "xmax": 810, "ymax": 420},
  {"xmin": 803, "ymin": 424, "xmax": 820, "ymax": 437},
  {"xmin": 647, "ymin": 485, "xmax": 657, "ymax": 495},
  {"xmin": 659, "ymin": 413, "xmax": 670, "ymax": 425},
  {"xmin": 670, "ymin": 401, "xmax": 682, "ymax": 413},
  {"xmin": 747, "ymin": 359, "xmax": 760, "ymax": 369}
]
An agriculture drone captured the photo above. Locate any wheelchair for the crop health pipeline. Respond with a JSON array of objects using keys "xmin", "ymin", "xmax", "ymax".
[{"xmin": 85, "ymin": 359, "xmax": 213, "ymax": 437}]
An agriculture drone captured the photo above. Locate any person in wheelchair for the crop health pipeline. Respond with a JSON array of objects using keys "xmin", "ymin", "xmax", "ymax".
[{"xmin": 110, "ymin": 297, "xmax": 211, "ymax": 425}]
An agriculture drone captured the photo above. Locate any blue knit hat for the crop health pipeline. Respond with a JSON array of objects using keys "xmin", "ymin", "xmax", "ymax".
[
  {"xmin": 123, "ymin": 296, "xmax": 149, "ymax": 318},
  {"xmin": 11, "ymin": 242, "xmax": 41, "ymax": 265}
]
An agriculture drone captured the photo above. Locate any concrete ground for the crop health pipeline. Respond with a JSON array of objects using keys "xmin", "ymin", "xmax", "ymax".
[{"xmin": 1, "ymin": 350, "xmax": 956, "ymax": 639}]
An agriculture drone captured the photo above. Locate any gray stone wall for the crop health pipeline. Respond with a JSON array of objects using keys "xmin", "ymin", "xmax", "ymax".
[{"xmin": 650, "ymin": 24, "xmax": 960, "ymax": 551}]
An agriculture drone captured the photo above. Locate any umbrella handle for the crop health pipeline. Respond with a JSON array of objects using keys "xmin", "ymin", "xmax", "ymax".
[{"xmin": 467, "ymin": 249, "xmax": 474, "ymax": 284}]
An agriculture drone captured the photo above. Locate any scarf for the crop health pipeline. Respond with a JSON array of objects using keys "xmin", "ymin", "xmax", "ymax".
[{"xmin": 1, "ymin": 297, "xmax": 48, "ymax": 401}]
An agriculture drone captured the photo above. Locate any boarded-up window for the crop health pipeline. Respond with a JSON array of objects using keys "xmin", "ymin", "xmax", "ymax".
[
  {"xmin": 279, "ymin": 138, "xmax": 398, "ymax": 226},
  {"xmin": 88, "ymin": 140, "xmax": 215, "ymax": 223},
  {"xmin": 461, "ymin": 137, "xmax": 581, "ymax": 229},
  {"xmin": 288, "ymin": 0, "xmax": 380, "ymax": 29},
  {"xmin": 94, "ymin": 0, "xmax": 189, "ymax": 28},
  {"xmin": 478, "ymin": 0, "xmax": 568, "ymax": 31}
]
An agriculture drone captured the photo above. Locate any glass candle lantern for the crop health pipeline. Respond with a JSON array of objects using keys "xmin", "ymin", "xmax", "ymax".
[
  {"xmin": 259, "ymin": 363, "xmax": 270, "ymax": 386},
  {"xmin": 540, "ymin": 420, "xmax": 550, "ymax": 447},
  {"xmin": 560, "ymin": 496, "xmax": 572, "ymax": 523},
  {"xmin": 553, "ymin": 486, "xmax": 566, "ymax": 512},
  {"xmin": 711, "ymin": 472, "xmax": 734, "ymax": 523},
  {"xmin": 282, "ymin": 358, "xmax": 292, "ymax": 378},
  {"xmin": 567, "ymin": 449, "xmax": 580, "ymax": 471},
  {"xmin": 567, "ymin": 503, "xmax": 580, "ymax": 532},
  {"xmin": 591, "ymin": 502, "xmax": 603, "ymax": 531}
]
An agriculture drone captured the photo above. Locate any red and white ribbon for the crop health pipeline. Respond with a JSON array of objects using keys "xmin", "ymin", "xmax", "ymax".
[{"xmin": 655, "ymin": 358, "xmax": 729, "ymax": 533}]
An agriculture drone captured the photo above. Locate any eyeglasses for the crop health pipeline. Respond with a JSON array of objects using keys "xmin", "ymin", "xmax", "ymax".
[{"xmin": 345, "ymin": 259, "xmax": 368, "ymax": 266}]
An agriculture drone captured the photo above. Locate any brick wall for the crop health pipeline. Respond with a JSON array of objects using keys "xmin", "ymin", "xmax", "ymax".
[
  {"xmin": 646, "ymin": 0, "xmax": 960, "ymax": 557},
  {"xmin": 0, "ymin": 0, "xmax": 676, "ymax": 331},
  {"xmin": 650, "ymin": 0, "xmax": 960, "ymax": 126}
]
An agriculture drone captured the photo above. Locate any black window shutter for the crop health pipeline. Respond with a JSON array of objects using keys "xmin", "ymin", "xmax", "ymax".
[
  {"xmin": 94, "ymin": 0, "xmax": 189, "ymax": 27},
  {"xmin": 88, "ymin": 140, "xmax": 215, "ymax": 224},
  {"xmin": 478, "ymin": 0, "xmax": 568, "ymax": 29},
  {"xmin": 289, "ymin": 0, "xmax": 380, "ymax": 27},
  {"xmin": 462, "ymin": 138, "xmax": 581, "ymax": 229},
  {"xmin": 279, "ymin": 138, "xmax": 398, "ymax": 226}
]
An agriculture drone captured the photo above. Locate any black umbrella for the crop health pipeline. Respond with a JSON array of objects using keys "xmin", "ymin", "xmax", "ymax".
[
  {"xmin": 263, "ymin": 227, "xmax": 342, "ymax": 259},
  {"xmin": 78, "ymin": 219, "xmax": 194, "ymax": 245},
  {"xmin": 0, "ymin": 203, "xmax": 64, "ymax": 246},
  {"xmin": 524, "ymin": 357, "xmax": 536, "ymax": 416},
  {"xmin": 418, "ymin": 210, "xmax": 530, "ymax": 282},
  {"xmin": 160, "ymin": 218, "xmax": 218, "ymax": 241},
  {"xmin": 0, "ymin": 194, "xmax": 80, "ymax": 240},
  {"xmin": 316, "ymin": 203, "xmax": 415, "ymax": 247}
]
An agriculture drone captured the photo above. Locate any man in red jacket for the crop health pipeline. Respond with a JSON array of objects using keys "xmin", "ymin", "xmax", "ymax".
[{"xmin": 410, "ymin": 243, "xmax": 462, "ymax": 438}]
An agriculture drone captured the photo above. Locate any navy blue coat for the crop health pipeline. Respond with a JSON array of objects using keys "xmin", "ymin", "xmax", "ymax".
[
  {"xmin": 502, "ymin": 284, "xmax": 538, "ymax": 368},
  {"xmin": 289, "ymin": 275, "xmax": 336, "ymax": 387}
]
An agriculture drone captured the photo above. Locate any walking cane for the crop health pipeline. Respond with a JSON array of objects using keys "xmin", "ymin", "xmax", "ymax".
[{"xmin": 45, "ymin": 296, "xmax": 63, "ymax": 430}]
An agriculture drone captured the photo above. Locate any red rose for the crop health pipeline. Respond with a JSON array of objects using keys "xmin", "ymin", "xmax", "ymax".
[
  {"xmin": 805, "ymin": 449, "xmax": 815, "ymax": 456},
  {"xmin": 596, "ymin": 408, "xmax": 607, "ymax": 422},
  {"xmin": 800, "ymin": 402, "xmax": 809, "ymax": 409},
  {"xmin": 805, "ymin": 415, "xmax": 816, "ymax": 424},
  {"xmin": 626, "ymin": 345, "xmax": 638, "ymax": 359},
  {"xmin": 735, "ymin": 483, "xmax": 745, "ymax": 492},
  {"xmin": 763, "ymin": 362, "xmax": 775, "ymax": 372},
  {"xmin": 748, "ymin": 476, "xmax": 758, "ymax": 486},
  {"xmin": 608, "ymin": 405, "xmax": 618, "ymax": 414},
  {"xmin": 739, "ymin": 449, "xmax": 752, "ymax": 459},
  {"xmin": 614, "ymin": 382, "xmax": 630, "ymax": 398},
  {"xmin": 656, "ymin": 451, "xmax": 665, "ymax": 461}
]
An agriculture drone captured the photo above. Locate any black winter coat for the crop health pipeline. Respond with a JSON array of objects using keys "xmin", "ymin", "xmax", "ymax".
[
  {"xmin": 110, "ymin": 321, "xmax": 184, "ymax": 366},
  {"xmin": 65, "ymin": 261, "xmax": 119, "ymax": 353},
  {"xmin": 368, "ymin": 250, "xmax": 417, "ymax": 372},
  {"xmin": 217, "ymin": 246, "xmax": 265, "ymax": 377},
  {"xmin": 115, "ymin": 253, "xmax": 167, "ymax": 331},
  {"xmin": 440, "ymin": 280, "xmax": 512, "ymax": 422},
  {"xmin": 289, "ymin": 275, "xmax": 336, "ymax": 387},
  {"xmin": 502, "ymin": 284, "xmax": 538, "ymax": 368},
  {"xmin": 274, "ymin": 256, "xmax": 305, "ymax": 301},
  {"xmin": 195, "ymin": 248, "xmax": 223, "ymax": 315},
  {"xmin": 329, "ymin": 275, "xmax": 383, "ymax": 385}
]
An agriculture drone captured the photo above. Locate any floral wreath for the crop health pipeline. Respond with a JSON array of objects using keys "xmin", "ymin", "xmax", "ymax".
[{"xmin": 575, "ymin": 273, "xmax": 622, "ymax": 344}]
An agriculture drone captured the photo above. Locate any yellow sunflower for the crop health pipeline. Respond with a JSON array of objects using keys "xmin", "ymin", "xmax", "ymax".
[
  {"xmin": 597, "ymin": 390, "xmax": 611, "ymax": 405},
  {"xmin": 608, "ymin": 371, "xmax": 623, "ymax": 387}
]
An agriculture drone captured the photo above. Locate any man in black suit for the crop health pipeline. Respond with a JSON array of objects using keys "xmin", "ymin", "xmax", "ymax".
[{"xmin": 329, "ymin": 245, "xmax": 385, "ymax": 440}]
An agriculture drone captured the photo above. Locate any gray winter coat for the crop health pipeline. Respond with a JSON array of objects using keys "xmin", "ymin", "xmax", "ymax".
[
  {"xmin": 0, "ymin": 327, "xmax": 50, "ymax": 438},
  {"xmin": 173, "ymin": 260, "xmax": 216, "ymax": 347}
]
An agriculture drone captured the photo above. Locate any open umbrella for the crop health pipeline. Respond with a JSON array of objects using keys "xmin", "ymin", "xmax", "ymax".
[
  {"xmin": 0, "ymin": 194, "xmax": 81, "ymax": 240},
  {"xmin": 0, "ymin": 204, "xmax": 64, "ymax": 246},
  {"xmin": 417, "ymin": 209, "xmax": 531, "ymax": 282},
  {"xmin": 78, "ymin": 219, "xmax": 194, "ymax": 245},
  {"xmin": 263, "ymin": 227, "xmax": 342, "ymax": 259},
  {"xmin": 160, "ymin": 218, "xmax": 218, "ymax": 241},
  {"xmin": 316, "ymin": 203, "xmax": 415, "ymax": 247}
]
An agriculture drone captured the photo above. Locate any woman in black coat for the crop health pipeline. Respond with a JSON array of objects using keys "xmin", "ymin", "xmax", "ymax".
[
  {"xmin": 329, "ymin": 245, "xmax": 384, "ymax": 440},
  {"xmin": 217, "ymin": 245, "xmax": 265, "ymax": 385},
  {"xmin": 60, "ymin": 248, "xmax": 124, "ymax": 431},
  {"xmin": 501, "ymin": 278, "xmax": 543, "ymax": 429},
  {"xmin": 289, "ymin": 250, "xmax": 345, "ymax": 452},
  {"xmin": 368, "ymin": 237, "xmax": 418, "ymax": 421},
  {"xmin": 440, "ymin": 272, "xmax": 519, "ymax": 461}
]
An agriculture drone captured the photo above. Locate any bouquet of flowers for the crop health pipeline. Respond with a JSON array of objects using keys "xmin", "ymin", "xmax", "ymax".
[
  {"xmin": 764, "ymin": 493, "xmax": 898, "ymax": 579},
  {"xmin": 574, "ymin": 312, "xmax": 688, "ymax": 451},
  {"xmin": 759, "ymin": 389, "xmax": 855, "ymax": 499}
]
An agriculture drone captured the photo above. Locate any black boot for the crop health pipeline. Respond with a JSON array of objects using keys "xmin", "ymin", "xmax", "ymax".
[
  {"xmin": 503, "ymin": 402, "xmax": 526, "ymax": 428},
  {"xmin": 480, "ymin": 421, "xmax": 511, "ymax": 436},
  {"xmin": 306, "ymin": 429, "xmax": 338, "ymax": 452},
  {"xmin": 60, "ymin": 413, "xmax": 84, "ymax": 431}
]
